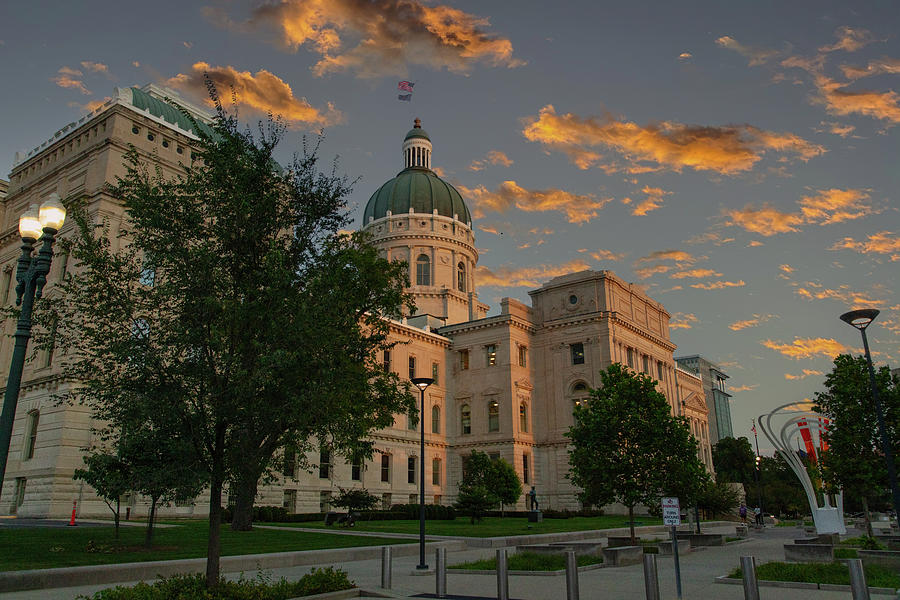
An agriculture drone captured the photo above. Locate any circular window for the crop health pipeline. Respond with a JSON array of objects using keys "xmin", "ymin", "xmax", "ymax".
[
  {"xmin": 147, "ymin": 133, "xmax": 155, "ymax": 141},
  {"xmin": 162, "ymin": 140, "xmax": 169, "ymax": 148},
  {"xmin": 131, "ymin": 126, "xmax": 139, "ymax": 134},
  {"xmin": 176, "ymin": 147, "xmax": 183, "ymax": 154},
  {"xmin": 569, "ymin": 294, "xmax": 578, "ymax": 305}
]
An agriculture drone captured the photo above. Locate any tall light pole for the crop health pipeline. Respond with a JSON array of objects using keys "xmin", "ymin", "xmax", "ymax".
[
  {"xmin": 752, "ymin": 419, "xmax": 764, "ymax": 526},
  {"xmin": 0, "ymin": 195, "xmax": 67, "ymax": 498},
  {"xmin": 840, "ymin": 309, "xmax": 900, "ymax": 522},
  {"xmin": 411, "ymin": 376, "xmax": 433, "ymax": 570}
]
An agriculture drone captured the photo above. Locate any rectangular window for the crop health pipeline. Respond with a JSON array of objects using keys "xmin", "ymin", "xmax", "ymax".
[
  {"xmin": 523, "ymin": 454, "xmax": 530, "ymax": 484},
  {"xmin": 486, "ymin": 344, "xmax": 497, "ymax": 366},
  {"xmin": 432, "ymin": 458, "xmax": 441, "ymax": 486},
  {"xmin": 319, "ymin": 449, "xmax": 331, "ymax": 479},
  {"xmin": 408, "ymin": 456, "xmax": 416, "ymax": 484},
  {"xmin": 642, "ymin": 355, "xmax": 650, "ymax": 373},
  {"xmin": 351, "ymin": 458, "xmax": 362, "ymax": 481},
  {"xmin": 459, "ymin": 350, "xmax": 469, "ymax": 370},
  {"xmin": 408, "ymin": 408, "xmax": 417, "ymax": 430},
  {"xmin": 432, "ymin": 362, "xmax": 439, "ymax": 385},
  {"xmin": 518, "ymin": 345, "xmax": 527, "ymax": 367},
  {"xmin": 657, "ymin": 361, "xmax": 665, "ymax": 380},
  {"xmin": 283, "ymin": 490, "xmax": 296, "ymax": 513},
  {"xmin": 24, "ymin": 411, "xmax": 39, "ymax": 460},
  {"xmin": 381, "ymin": 454, "xmax": 391, "ymax": 483},
  {"xmin": 13, "ymin": 478, "xmax": 25, "ymax": 510},
  {"xmin": 283, "ymin": 449, "xmax": 296, "ymax": 478},
  {"xmin": 488, "ymin": 452, "xmax": 501, "ymax": 462},
  {"xmin": 627, "ymin": 348, "xmax": 635, "ymax": 368},
  {"xmin": 488, "ymin": 400, "xmax": 500, "ymax": 432},
  {"xmin": 408, "ymin": 355, "xmax": 416, "ymax": 379},
  {"xmin": 571, "ymin": 342, "xmax": 585, "ymax": 365},
  {"xmin": 319, "ymin": 491, "xmax": 331, "ymax": 513},
  {"xmin": 383, "ymin": 350, "xmax": 391, "ymax": 372}
]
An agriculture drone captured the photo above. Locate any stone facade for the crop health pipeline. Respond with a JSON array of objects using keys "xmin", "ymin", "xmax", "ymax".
[
  {"xmin": 0, "ymin": 93, "xmax": 713, "ymax": 518},
  {"xmin": 675, "ymin": 355, "xmax": 733, "ymax": 444}
]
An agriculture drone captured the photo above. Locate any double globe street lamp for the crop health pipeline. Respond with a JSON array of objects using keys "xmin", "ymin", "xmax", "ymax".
[
  {"xmin": 0, "ymin": 194, "xmax": 67, "ymax": 497},
  {"xmin": 410, "ymin": 376, "xmax": 434, "ymax": 571}
]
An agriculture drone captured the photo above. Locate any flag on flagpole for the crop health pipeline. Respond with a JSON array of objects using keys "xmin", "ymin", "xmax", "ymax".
[
  {"xmin": 751, "ymin": 419, "xmax": 757, "ymax": 435},
  {"xmin": 398, "ymin": 81, "xmax": 415, "ymax": 92},
  {"xmin": 398, "ymin": 94, "xmax": 412, "ymax": 102}
]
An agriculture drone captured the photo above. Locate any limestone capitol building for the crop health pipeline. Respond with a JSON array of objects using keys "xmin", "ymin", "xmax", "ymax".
[{"xmin": 0, "ymin": 85, "xmax": 721, "ymax": 519}]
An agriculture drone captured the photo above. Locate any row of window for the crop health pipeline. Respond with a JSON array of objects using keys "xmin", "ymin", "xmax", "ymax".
[
  {"xmin": 459, "ymin": 400, "xmax": 530, "ymax": 434},
  {"xmin": 286, "ymin": 449, "xmax": 445, "ymax": 487},
  {"xmin": 457, "ymin": 343, "xmax": 528, "ymax": 371},
  {"xmin": 414, "ymin": 254, "xmax": 467, "ymax": 292},
  {"xmin": 306, "ymin": 491, "xmax": 445, "ymax": 513},
  {"xmin": 12, "ymin": 121, "xmax": 108, "ymax": 183},
  {"xmin": 383, "ymin": 351, "xmax": 440, "ymax": 383}
]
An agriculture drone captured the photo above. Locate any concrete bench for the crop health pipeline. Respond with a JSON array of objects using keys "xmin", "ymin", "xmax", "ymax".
[
  {"xmin": 657, "ymin": 540, "xmax": 690, "ymax": 555},
  {"xmin": 735, "ymin": 525, "xmax": 749, "ymax": 538},
  {"xmin": 675, "ymin": 533, "xmax": 725, "ymax": 546},
  {"xmin": 784, "ymin": 543, "xmax": 834, "ymax": 563},
  {"xmin": 607, "ymin": 536, "xmax": 638, "ymax": 548},
  {"xmin": 859, "ymin": 549, "xmax": 900, "ymax": 570},
  {"xmin": 515, "ymin": 542, "xmax": 602, "ymax": 557},
  {"xmin": 602, "ymin": 545, "xmax": 643, "ymax": 567}
]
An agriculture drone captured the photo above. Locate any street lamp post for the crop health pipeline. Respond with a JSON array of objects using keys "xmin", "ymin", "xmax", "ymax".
[
  {"xmin": 0, "ymin": 195, "xmax": 67, "ymax": 498},
  {"xmin": 839, "ymin": 309, "xmax": 900, "ymax": 522},
  {"xmin": 411, "ymin": 376, "xmax": 434, "ymax": 570},
  {"xmin": 752, "ymin": 419, "xmax": 764, "ymax": 527}
]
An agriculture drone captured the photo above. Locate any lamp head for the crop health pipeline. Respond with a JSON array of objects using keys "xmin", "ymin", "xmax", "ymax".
[
  {"xmin": 39, "ymin": 193, "xmax": 66, "ymax": 232},
  {"xmin": 840, "ymin": 308, "xmax": 879, "ymax": 330},
  {"xmin": 411, "ymin": 377, "xmax": 434, "ymax": 391},
  {"xmin": 18, "ymin": 204, "xmax": 43, "ymax": 241}
]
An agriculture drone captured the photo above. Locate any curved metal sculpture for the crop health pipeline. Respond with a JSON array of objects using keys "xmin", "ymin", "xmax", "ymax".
[{"xmin": 758, "ymin": 402, "xmax": 845, "ymax": 534}]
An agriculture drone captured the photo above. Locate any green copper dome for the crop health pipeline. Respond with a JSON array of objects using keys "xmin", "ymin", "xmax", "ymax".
[
  {"xmin": 364, "ymin": 167, "xmax": 471, "ymax": 224},
  {"xmin": 404, "ymin": 117, "xmax": 430, "ymax": 141}
]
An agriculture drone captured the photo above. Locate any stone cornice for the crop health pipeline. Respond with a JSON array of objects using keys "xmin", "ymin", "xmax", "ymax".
[
  {"xmin": 541, "ymin": 310, "xmax": 675, "ymax": 352},
  {"xmin": 377, "ymin": 232, "xmax": 478, "ymax": 256},
  {"xmin": 438, "ymin": 313, "xmax": 535, "ymax": 336}
]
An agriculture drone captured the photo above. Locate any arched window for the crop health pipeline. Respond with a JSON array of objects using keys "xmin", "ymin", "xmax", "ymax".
[
  {"xmin": 460, "ymin": 404, "xmax": 471, "ymax": 435},
  {"xmin": 571, "ymin": 382, "xmax": 589, "ymax": 411},
  {"xmin": 432, "ymin": 457, "xmax": 442, "ymax": 486},
  {"xmin": 457, "ymin": 262, "xmax": 466, "ymax": 292},
  {"xmin": 416, "ymin": 254, "xmax": 431, "ymax": 286},
  {"xmin": 432, "ymin": 405, "xmax": 441, "ymax": 434},
  {"xmin": 488, "ymin": 400, "xmax": 500, "ymax": 432},
  {"xmin": 24, "ymin": 410, "xmax": 39, "ymax": 460},
  {"xmin": 519, "ymin": 403, "xmax": 528, "ymax": 433}
]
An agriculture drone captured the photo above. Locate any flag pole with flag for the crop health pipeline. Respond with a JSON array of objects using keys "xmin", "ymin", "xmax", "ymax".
[{"xmin": 398, "ymin": 80, "xmax": 415, "ymax": 102}]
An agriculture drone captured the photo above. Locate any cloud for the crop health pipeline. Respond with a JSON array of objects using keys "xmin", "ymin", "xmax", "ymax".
[
  {"xmin": 794, "ymin": 283, "xmax": 881, "ymax": 307},
  {"xmin": 690, "ymin": 280, "xmax": 746, "ymax": 290},
  {"xmin": 635, "ymin": 264, "xmax": 672, "ymax": 279},
  {"xmin": 670, "ymin": 268, "xmax": 722, "ymax": 279},
  {"xmin": 132, "ymin": 61, "xmax": 140, "ymax": 68},
  {"xmin": 715, "ymin": 35, "xmax": 779, "ymax": 65},
  {"xmin": 670, "ymin": 312, "xmax": 698, "ymax": 330},
  {"xmin": 730, "ymin": 384, "xmax": 758, "ymax": 393},
  {"xmin": 53, "ymin": 66, "xmax": 90, "ymax": 95},
  {"xmin": 635, "ymin": 250, "xmax": 697, "ymax": 265},
  {"xmin": 729, "ymin": 314, "xmax": 775, "ymax": 331},
  {"xmin": 458, "ymin": 180, "xmax": 612, "ymax": 224},
  {"xmin": 815, "ymin": 76, "xmax": 900, "ymax": 124},
  {"xmin": 70, "ymin": 96, "xmax": 111, "ymax": 113},
  {"xmin": 183, "ymin": 41, "xmax": 193, "ymax": 49},
  {"xmin": 747, "ymin": 240, "xmax": 763, "ymax": 247},
  {"xmin": 724, "ymin": 203, "xmax": 804, "ymax": 236},
  {"xmin": 469, "ymin": 150, "xmax": 514, "ymax": 171},
  {"xmin": 80, "ymin": 61, "xmax": 109, "ymax": 74},
  {"xmin": 476, "ymin": 260, "xmax": 591, "ymax": 288},
  {"xmin": 211, "ymin": 0, "xmax": 523, "ymax": 79},
  {"xmin": 522, "ymin": 105, "xmax": 823, "ymax": 175},
  {"xmin": 581, "ymin": 249, "xmax": 626, "ymax": 261},
  {"xmin": 799, "ymin": 188, "xmax": 873, "ymax": 225},
  {"xmin": 780, "ymin": 264, "xmax": 794, "ymax": 274},
  {"xmin": 762, "ymin": 337, "xmax": 849, "ymax": 359},
  {"xmin": 830, "ymin": 231, "xmax": 900, "ymax": 259},
  {"xmin": 785, "ymin": 369, "xmax": 824, "ymax": 381},
  {"xmin": 822, "ymin": 121, "xmax": 856, "ymax": 137},
  {"xmin": 840, "ymin": 57, "xmax": 900, "ymax": 80},
  {"xmin": 679, "ymin": 52, "xmax": 692, "ymax": 60},
  {"xmin": 631, "ymin": 186, "xmax": 671, "ymax": 216},
  {"xmin": 819, "ymin": 26, "xmax": 877, "ymax": 53},
  {"xmin": 166, "ymin": 62, "xmax": 342, "ymax": 128}
]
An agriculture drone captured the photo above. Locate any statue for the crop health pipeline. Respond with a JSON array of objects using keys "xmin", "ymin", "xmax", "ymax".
[{"xmin": 528, "ymin": 486, "xmax": 539, "ymax": 511}]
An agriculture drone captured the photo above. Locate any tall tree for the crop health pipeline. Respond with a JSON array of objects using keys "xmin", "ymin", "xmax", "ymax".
[
  {"xmin": 712, "ymin": 436, "xmax": 756, "ymax": 485},
  {"xmin": 566, "ymin": 363, "xmax": 708, "ymax": 542},
  {"xmin": 454, "ymin": 450, "xmax": 522, "ymax": 522},
  {"xmin": 39, "ymin": 93, "xmax": 414, "ymax": 586},
  {"xmin": 814, "ymin": 354, "xmax": 899, "ymax": 537},
  {"xmin": 493, "ymin": 458, "xmax": 523, "ymax": 517}
]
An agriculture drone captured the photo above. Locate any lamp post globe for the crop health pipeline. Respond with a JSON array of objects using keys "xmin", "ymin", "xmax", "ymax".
[
  {"xmin": 0, "ymin": 195, "xmax": 66, "ymax": 497},
  {"xmin": 839, "ymin": 308, "xmax": 900, "ymax": 523},
  {"xmin": 410, "ymin": 376, "xmax": 433, "ymax": 570}
]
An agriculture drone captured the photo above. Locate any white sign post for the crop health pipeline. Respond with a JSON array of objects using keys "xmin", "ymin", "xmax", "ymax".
[{"xmin": 662, "ymin": 497, "xmax": 683, "ymax": 599}]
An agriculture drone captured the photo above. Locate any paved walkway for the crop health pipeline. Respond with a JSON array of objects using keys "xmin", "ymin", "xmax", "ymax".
[{"xmin": 0, "ymin": 524, "xmax": 886, "ymax": 599}]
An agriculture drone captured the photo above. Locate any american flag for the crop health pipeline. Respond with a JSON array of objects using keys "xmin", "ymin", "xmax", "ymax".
[
  {"xmin": 398, "ymin": 81, "xmax": 415, "ymax": 92},
  {"xmin": 398, "ymin": 94, "xmax": 412, "ymax": 102},
  {"xmin": 751, "ymin": 419, "xmax": 757, "ymax": 435}
]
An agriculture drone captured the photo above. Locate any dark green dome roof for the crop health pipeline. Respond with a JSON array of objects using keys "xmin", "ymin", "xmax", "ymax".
[
  {"xmin": 404, "ymin": 126, "xmax": 430, "ymax": 141},
  {"xmin": 364, "ymin": 167, "xmax": 471, "ymax": 224}
]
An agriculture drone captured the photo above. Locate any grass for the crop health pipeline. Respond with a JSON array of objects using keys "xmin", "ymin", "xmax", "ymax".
[
  {"xmin": 725, "ymin": 536, "xmax": 742, "ymax": 543},
  {"xmin": 840, "ymin": 536, "xmax": 887, "ymax": 550},
  {"xmin": 450, "ymin": 552, "xmax": 602, "ymax": 571},
  {"xmin": 267, "ymin": 515, "xmax": 663, "ymax": 538},
  {"xmin": 0, "ymin": 520, "xmax": 411, "ymax": 571},
  {"xmin": 728, "ymin": 561, "xmax": 900, "ymax": 589}
]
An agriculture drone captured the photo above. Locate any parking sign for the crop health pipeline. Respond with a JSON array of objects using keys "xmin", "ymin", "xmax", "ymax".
[{"xmin": 662, "ymin": 497, "xmax": 680, "ymax": 526}]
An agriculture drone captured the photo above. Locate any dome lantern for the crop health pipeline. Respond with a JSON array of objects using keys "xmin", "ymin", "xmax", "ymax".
[{"xmin": 402, "ymin": 117, "xmax": 432, "ymax": 169}]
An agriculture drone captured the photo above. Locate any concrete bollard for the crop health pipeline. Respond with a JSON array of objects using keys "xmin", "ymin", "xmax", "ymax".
[
  {"xmin": 436, "ymin": 546, "xmax": 447, "ymax": 598},
  {"xmin": 740, "ymin": 556, "xmax": 760, "ymax": 600},
  {"xmin": 381, "ymin": 546, "xmax": 392, "ymax": 589},
  {"xmin": 848, "ymin": 558, "xmax": 871, "ymax": 600},
  {"xmin": 496, "ymin": 548, "xmax": 509, "ymax": 600},
  {"xmin": 642, "ymin": 553, "xmax": 660, "ymax": 600},
  {"xmin": 565, "ymin": 550, "xmax": 579, "ymax": 600}
]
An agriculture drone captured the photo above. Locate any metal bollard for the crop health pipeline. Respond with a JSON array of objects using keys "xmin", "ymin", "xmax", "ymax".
[
  {"xmin": 565, "ymin": 550, "xmax": 580, "ymax": 600},
  {"xmin": 381, "ymin": 546, "xmax": 392, "ymax": 589},
  {"xmin": 740, "ymin": 556, "xmax": 760, "ymax": 600},
  {"xmin": 848, "ymin": 558, "xmax": 871, "ymax": 600},
  {"xmin": 642, "ymin": 553, "xmax": 660, "ymax": 600},
  {"xmin": 496, "ymin": 548, "xmax": 509, "ymax": 600},
  {"xmin": 436, "ymin": 546, "xmax": 447, "ymax": 598}
]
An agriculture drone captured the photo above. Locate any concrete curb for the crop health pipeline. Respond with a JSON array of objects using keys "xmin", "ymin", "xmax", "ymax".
[
  {"xmin": 0, "ymin": 540, "xmax": 465, "ymax": 593},
  {"xmin": 714, "ymin": 575, "xmax": 898, "ymax": 596},
  {"xmin": 447, "ymin": 563, "xmax": 605, "ymax": 577}
]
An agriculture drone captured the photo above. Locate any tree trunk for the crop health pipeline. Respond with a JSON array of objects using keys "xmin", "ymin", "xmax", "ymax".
[
  {"xmin": 114, "ymin": 499, "xmax": 121, "ymax": 540},
  {"xmin": 862, "ymin": 496, "xmax": 874, "ymax": 538},
  {"xmin": 206, "ymin": 446, "xmax": 226, "ymax": 588},
  {"xmin": 230, "ymin": 474, "xmax": 258, "ymax": 531},
  {"xmin": 628, "ymin": 505, "xmax": 636, "ymax": 543},
  {"xmin": 144, "ymin": 496, "xmax": 158, "ymax": 548}
]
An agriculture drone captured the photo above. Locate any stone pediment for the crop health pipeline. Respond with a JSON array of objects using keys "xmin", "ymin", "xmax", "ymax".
[
  {"xmin": 514, "ymin": 378, "xmax": 533, "ymax": 391},
  {"xmin": 682, "ymin": 392, "xmax": 707, "ymax": 413}
]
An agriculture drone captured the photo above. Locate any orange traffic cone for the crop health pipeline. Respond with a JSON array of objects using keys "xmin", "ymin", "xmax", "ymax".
[{"xmin": 68, "ymin": 500, "xmax": 77, "ymax": 526}]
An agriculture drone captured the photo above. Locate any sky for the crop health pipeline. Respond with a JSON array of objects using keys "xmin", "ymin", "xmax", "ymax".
[{"xmin": 1, "ymin": 1, "xmax": 898, "ymax": 453}]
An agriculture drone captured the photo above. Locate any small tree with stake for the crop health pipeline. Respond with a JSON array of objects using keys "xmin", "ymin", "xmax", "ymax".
[{"xmin": 74, "ymin": 453, "xmax": 131, "ymax": 539}]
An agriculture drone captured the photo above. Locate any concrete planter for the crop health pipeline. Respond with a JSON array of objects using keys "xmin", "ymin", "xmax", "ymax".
[
  {"xmin": 602, "ymin": 545, "xmax": 643, "ymax": 567},
  {"xmin": 783, "ymin": 543, "xmax": 834, "ymax": 563},
  {"xmin": 858, "ymin": 549, "xmax": 900, "ymax": 570},
  {"xmin": 674, "ymin": 533, "xmax": 725, "ymax": 546}
]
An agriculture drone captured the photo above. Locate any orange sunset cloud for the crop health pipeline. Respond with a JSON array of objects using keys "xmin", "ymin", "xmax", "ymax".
[
  {"xmin": 209, "ymin": 0, "xmax": 523, "ymax": 78},
  {"xmin": 670, "ymin": 268, "xmax": 722, "ymax": 279},
  {"xmin": 631, "ymin": 186, "xmax": 671, "ymax": 216},
  {"xmin": 690, "ymin": 280, "xmax": 746, "ymax": 290},
  {"xmin": 785, "ymin": 369, "xmax": 824, "ymax": 381},
  {"xmin": 669, "ymin": 313, "xmax": 698, "ymax": 330},
  {"xmin": 167, "ymin": 62, "xmax": 342, "ymax": 128},
  {"xmin": 819, "ymin": 26, "xmax": 877, "ymax": 53},
  {"xmin": 715, "ymin": 35, "xmax": 779, "ymax": 66},
  {"xmin": 723, "ymin": 203, "xmax": 804, "ymax": 236},
  {"xmin": 724, "ymin": 188, "xmax": 871, "ymax": 236},
  {"xmin": 476, "ymin": 260, "xmax": 591, "ymax": 289},
  {"xmin": 53, "ymin": 66, "xmax": 90, "ymax": 95},
  {"xmin": 840, "ymin": 57, "xmax": 900, "ymax": 80},
  {"xmin": 831, "ymin": 231, "xmax": 900, "ymax": 259},
  {"xmin": 762, "ymin": 337, "xmax": 849, "ymax": 359},
  {"xmin": 729, "ymin": 314, "xmax": 775, "ymax": 331},
  {"xmin": 459, "ymin": 180, "xmax": 612, "ymax": 224},
  {"xmin": 794, "ymin": 283, "xmax": 880, "ymax": 307},
  {"xmin": 522, "ymin": 105, "xmax": 823, "ymax": 175}
]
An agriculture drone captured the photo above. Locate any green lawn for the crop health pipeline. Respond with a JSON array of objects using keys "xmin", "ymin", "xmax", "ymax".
[
  {"xmin": 728, "ymin": 561, "xmax": 900, "ymax": 589},
  {"xmin": 267, "ymin": 515, "xmax": 663, "ymax": 538},
  {"xmin": 450, "ymin": 551, "xmax": 603, "ymax": 571},
  {"xmin": 0, "ymin": 521, "xmax": 411, "ymax": 571}
]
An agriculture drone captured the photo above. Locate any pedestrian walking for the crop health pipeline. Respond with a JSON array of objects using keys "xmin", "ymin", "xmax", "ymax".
[{"xmin": 739, "ymin": 503, "xmax": 747, "ymax": 524}]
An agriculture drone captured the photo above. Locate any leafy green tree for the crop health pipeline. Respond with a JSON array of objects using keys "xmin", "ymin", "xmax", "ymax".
[
  {"xmin": 74, "ymin": 453, "xmax": 131, "ymax": 539},
  {"xmin": 566, "ymin": 363, "xmax": 708, "ymax": 542},
  {"xmin": 814, "ymin": 354, "xmax": 899, "ymax": 537},
  {"xmin": 493, "ymin": 458, "xmax": 523, "ymax": 517},
  {"xmin": 454, "ymin": 450, "xmax": 522, "ymax": 522},
  {"xmin": 712, "ymin": 437, "xmax": 756, "ymax": 485},
  {"xmin": 455, "ymin": 485, "xmax": 496, "ymax": 523},
  {"xmin": 697, "ymin": 480, "xmax": 740, "ymax": 519},
  {"xmin": 331, "ymin": 487, "xmax": 379, "ymax": 512},
  {"xmin": 40, "ymin": 92, "xmax": 414, "ymax": 585},
  {"xmin": 744, "ymin": 453, "xmax": 810, "ymax": 518}
]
